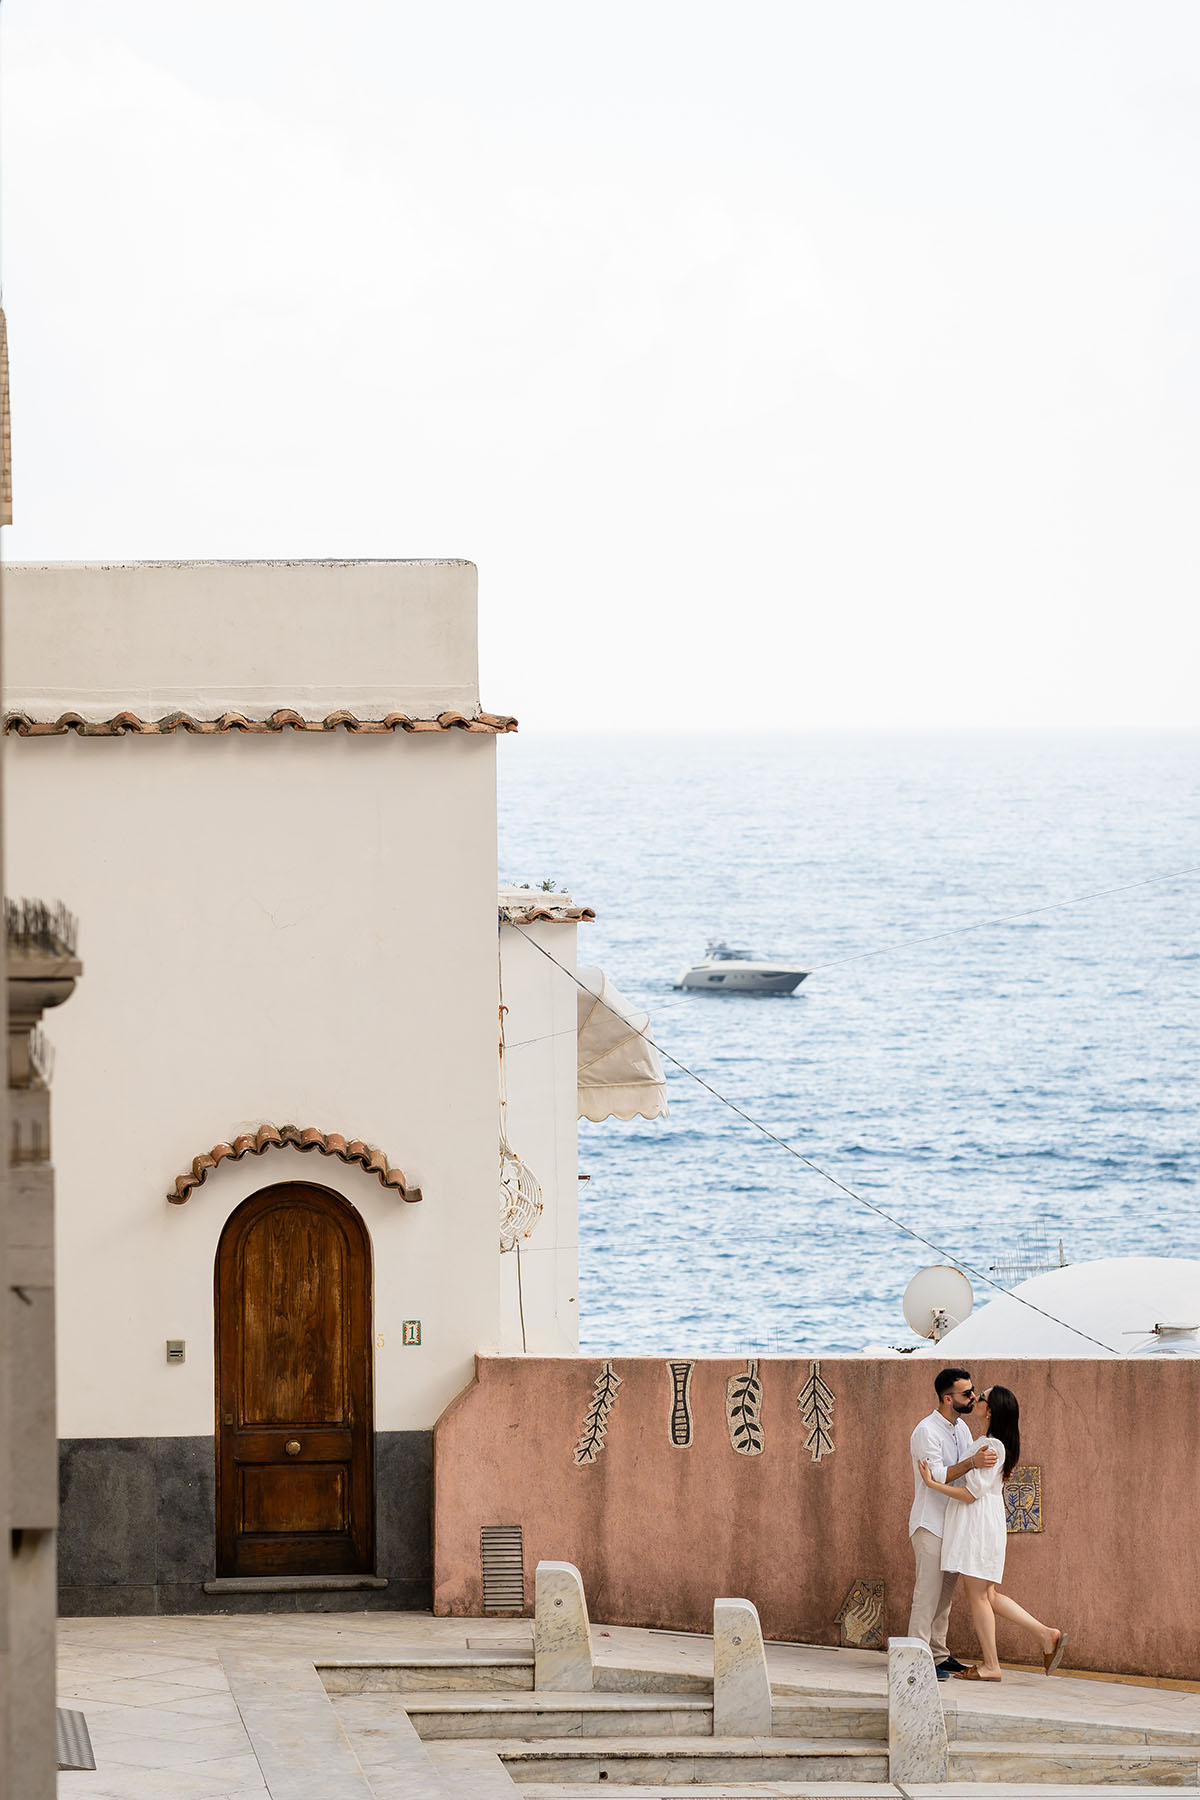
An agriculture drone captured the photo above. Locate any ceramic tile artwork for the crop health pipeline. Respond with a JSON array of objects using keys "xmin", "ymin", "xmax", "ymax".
[
  {"xmin": 836, "ymin": 1577, "xmax": 886, "ymax": 1650},
  {"xmin": 667, "ymin": 1359, "xmax": 694, "ymax": 1447},
  {"xmin": 573, "ymin": 1361, "xmax": 622, "ymax": 1465},
  {"xmin": 725, "ymin": 1358, "xmax": 764, "ymax": 1456},
  {"xmin": 1005, "ymin": 1462, "xmax": 1044, "ymax": 1532},
  {"xmin": 798, "ymin": 1359, "xmax": 836, "ymax": 1461}
]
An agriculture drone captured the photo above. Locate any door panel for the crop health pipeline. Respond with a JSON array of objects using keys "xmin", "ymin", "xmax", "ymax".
[
  {"xmin": 240, "ymin": 1466, "xmax": 347, "ymax": 1535},
  {"xmin": 215, "ymin": 1182, "xmax": 373, "ymax": 1577},
  {"xmin": 239, "ymin": 1206, "xmax": 347, "ymax": 1423}
]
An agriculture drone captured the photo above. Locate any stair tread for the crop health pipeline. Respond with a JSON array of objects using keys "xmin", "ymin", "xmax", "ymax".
[
  {"xmin": 513, "ymin": 1789, "xmax": 1186, "ymax": 1799},
  {"xmin": 318, "ymin": 1651, "xmax": 533, "ymax": 1666},
  {"xmin": 514, "ymin": 1791, "xmax": 898, "ymax": 1799},
  {"xmin": 497, "ymin": 1735, "xmax": 886, "ymax": 1755},
  {"xmin": 394, "ymin": 1690, "xmax": 711, "ymax": 1710},
  {"xmin": 952, "ymin": 1738, "xmax": 1200, "ymax": 1755}
]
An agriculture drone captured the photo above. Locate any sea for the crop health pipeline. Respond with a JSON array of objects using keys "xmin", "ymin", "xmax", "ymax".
[{"xmin": 497, "ymin": 731, "xmax": 1200, "ymax": 1356}]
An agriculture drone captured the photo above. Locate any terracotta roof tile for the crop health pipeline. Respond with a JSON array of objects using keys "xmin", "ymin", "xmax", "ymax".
[
  {"xmin": 5, "ymin": 708, "xmax": 517, "ymax": 737},
  {"xmin": 499, "ymin": 903, "xmax": 596, "ymax": 924},
  {"xmin": 167, "ymin": 1122, "xmax": 420, "ymax": 1205}
]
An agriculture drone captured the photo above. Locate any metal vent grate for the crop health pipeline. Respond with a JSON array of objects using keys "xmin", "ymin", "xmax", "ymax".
[
  {"xmin": 480, "ymin": 1524, "xmax": 525, "ymax": 1613},
  {"xmin": 56, "ymin": 1708, "xmax": 96, "ymax": 1772}
]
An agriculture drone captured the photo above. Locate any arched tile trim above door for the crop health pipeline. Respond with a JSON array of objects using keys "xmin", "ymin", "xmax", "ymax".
[{"xmin": 166, "ymin": 1122, "xmax": 421, "ymax": 1205}]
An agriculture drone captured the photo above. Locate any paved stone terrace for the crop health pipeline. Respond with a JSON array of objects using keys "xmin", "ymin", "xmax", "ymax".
[{"xmin": 56, "ymin": 1611, "xmax": 1200, "ymax": 1799}]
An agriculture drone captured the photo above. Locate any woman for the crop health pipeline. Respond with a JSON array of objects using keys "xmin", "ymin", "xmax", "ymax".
[{"xmin": 918, "ymin": 1385, "xmax": 1067, "ymax": 1682}]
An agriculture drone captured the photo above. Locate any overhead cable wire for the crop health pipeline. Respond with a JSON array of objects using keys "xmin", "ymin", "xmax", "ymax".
[{"xmin": 512, "ymin": 924, "xmax": 1120, "ymax": 1356}]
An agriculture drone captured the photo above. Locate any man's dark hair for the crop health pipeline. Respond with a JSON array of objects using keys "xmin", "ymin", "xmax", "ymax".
[{"xmin": 934, "ymin": 1366, "xmax": 972, "ymax": 1400}]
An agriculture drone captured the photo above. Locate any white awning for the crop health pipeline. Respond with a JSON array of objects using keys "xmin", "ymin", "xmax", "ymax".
[{"xmin": 577, "ymin": 967, "xmax": 669, "ymax": 1123}]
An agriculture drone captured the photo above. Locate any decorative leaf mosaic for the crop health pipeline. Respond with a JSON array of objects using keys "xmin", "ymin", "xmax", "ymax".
[
  {"xmin": 667, "ymin": 1360, "xmax": 694, "ymax": 1447},
  {"xmin": 836, "ymin": 1577, "xmax": 885, "ymax": 1650},
  {"xmin": 726, "ymin": 1359, "xmax": 765, "ymax": 1456},
  {"xmin": 1004, "ymin": 1462, "xmax": 1043, "ymax": 1533},
  {"xmin": 573, "ymin": 1361, "xmax": 623, "ymax": 1466},
  {"xmin": 797, "ymin": 1360, "xmax": 836, "ymax": 1461}
]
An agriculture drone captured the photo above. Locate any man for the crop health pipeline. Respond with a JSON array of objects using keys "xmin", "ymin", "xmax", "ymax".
[{"xmin": 908, "ymin": 1366, "xmax": 998, "ymax": 1680}]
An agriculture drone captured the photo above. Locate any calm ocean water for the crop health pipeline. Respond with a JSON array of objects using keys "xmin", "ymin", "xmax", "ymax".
[{"xmin": 498, "ymin": 732, "xmax": 1200, "ymax": 1355}]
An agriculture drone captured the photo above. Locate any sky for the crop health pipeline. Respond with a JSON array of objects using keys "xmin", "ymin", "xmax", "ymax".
[{"xmin": 2, "ymin": 1, "xmax": 1199, "ymax": 730}]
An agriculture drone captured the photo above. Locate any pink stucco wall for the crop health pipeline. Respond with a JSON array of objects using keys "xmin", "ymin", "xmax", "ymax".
[{"xmin": 433, "ymin": 1354, "xmax": 1200, "ymax": 1681}]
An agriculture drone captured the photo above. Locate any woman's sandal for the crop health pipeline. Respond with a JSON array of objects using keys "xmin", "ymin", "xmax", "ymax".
[
  {"xmin": 1043, "ymin": 1630, "xmax": 1068, "ymax": 1675},
  {"xmin": 955, "ymin": 1665, "xmax": 1002, "ymax": 1681}
]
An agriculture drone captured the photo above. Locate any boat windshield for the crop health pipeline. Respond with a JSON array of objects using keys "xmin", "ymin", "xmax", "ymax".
[{"xmin": 708, "ymin": 943, "xmax": 759, "ymax": 962}]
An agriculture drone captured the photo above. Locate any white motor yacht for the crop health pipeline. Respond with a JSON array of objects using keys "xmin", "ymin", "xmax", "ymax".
[{"xmin": 674, "ymin": 940, "xmax": 809, "ymax": 994}]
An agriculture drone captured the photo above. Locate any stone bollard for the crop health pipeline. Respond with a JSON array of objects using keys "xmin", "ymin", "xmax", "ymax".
[
  {"xmin": 712, "ymin": 1598, "xmax": 773, "ymax": 1737},
  {"xmin": 534, "ymin": 1561, "xmax": 595, "ymax": 1691},
  {"xmin": 887, "ymin": 1636, "xmax": 949, "ymax": 1785}
]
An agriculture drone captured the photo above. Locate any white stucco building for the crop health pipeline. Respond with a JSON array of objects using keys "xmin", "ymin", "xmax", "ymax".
[{"xmin": 2, "ymin": 558, "xmax": 611, "ymax": 1613}]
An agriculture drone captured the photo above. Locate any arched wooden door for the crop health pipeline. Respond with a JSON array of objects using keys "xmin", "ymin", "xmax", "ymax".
[{"xmin": 215, "ymin": 1182, "xmax": 374, "ymax": 1577}]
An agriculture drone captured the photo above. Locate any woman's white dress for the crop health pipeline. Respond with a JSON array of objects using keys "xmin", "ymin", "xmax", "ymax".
[{"xmin": 940, "ymin": 1435, "xmax": 1007, "ymax": 1583}]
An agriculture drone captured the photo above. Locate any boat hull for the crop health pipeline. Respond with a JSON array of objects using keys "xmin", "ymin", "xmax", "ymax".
[{"xmin": 674, "ymin": 967, "xmax": 807, "ymax": 994}]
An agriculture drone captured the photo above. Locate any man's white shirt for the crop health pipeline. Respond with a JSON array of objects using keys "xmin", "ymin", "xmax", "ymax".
[{"xmin": 908, "ymin": 1409, "xmax": 975, "ymax": 1538}]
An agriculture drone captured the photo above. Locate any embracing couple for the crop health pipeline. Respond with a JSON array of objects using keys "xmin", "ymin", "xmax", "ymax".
[{"xmin": 908, "ymin": 1366, "xmax": 1068, "ymax": 1683}]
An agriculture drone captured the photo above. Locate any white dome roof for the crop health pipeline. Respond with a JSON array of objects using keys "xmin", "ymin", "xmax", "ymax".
[{"xmin": 914, "ymin": 1257, "xmax": 1200, "ymax": 1357}]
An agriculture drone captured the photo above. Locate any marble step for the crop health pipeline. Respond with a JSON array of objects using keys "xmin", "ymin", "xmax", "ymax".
[
  {"xmin": 947, "ymin": 1740, "xmax": 1200, "ymax": 1785},
  {"xmin": 398, "ymin": 1690, "xmax": 892, "ymax": 1743},
  {"xmin": 397, "ymin": 1691, "xmax": 714, "ymax": 1739},
  {"xmin": 513, "ymin": 1789, "xmax": 902, "ymax": 1799},
  {"xmin": 514, "ymin": 1789, "xmax": 1193, "ymax": 1799},
  {"xmin": 952, "ymin": 1709, "xmax": 1200, "ymax": 1748},
  {"xmin": 452, "ymin": 1734, "xmax": 1200, "ymax": 1789},
  {"xmin": 594, "ymin": 1665, "xmax": 714, "ymax": 1696},
  {"xmin": 771, "ymin": 1696, "xmax": 887, "ymax": 1740},
  {"xmin": 488, "ymin": 1736, "xmax": 892, "ymax": 1785},
  {"xmin": 515, "ymin": 1789, "xmax": 899, "ymax": 1799},
  {"xmin": 319, "ymin": 1653, "xmax": 536, "ymax": 1692},
  {"xmin": 318, "ymin": 1653, "xmax": 712, "ymax": 1696}
]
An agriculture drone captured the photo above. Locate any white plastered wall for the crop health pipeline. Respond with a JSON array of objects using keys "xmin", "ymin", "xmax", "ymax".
[
  {"xmin": 497, "ymin": 920, "xmax": 581, "ymax": 1354},
  {"xmin": 5, "ymin": 558, "xmax": 482, "ymax": 722},
  {"xmin": 3, "ymin": 561, "xmax": 503, "ymax": 1438}
]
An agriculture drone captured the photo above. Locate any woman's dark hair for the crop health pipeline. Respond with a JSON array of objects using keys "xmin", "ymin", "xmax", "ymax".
[{"xmin": 986, "ymin": 1385, "xmax": 1021, "ymax": 1479}]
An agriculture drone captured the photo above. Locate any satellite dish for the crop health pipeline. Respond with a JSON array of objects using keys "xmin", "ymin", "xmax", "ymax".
[{"xmin": 903, "ymin": 1266, "xmax": 974, "ymax": 1343}]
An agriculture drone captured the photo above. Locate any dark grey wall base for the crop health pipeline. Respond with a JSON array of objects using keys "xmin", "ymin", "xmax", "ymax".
[
  {"xmin": 58, "ymin": 1579, "xmax": 432, "ymax": 1616},
  {"xmin": 203, "ymin": 1574, "xmax": 390, "ymax": 1593},
  {"xmin": 58, "ymin": 1431, "xmax": 432, "ymax": 1617}
]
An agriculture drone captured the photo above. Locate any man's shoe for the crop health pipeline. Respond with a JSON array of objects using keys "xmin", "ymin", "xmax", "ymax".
[
  {"xmin": 935, "ymin": 1664, "xmax": 952, "ymax": 1681},
  {"xmin": 938, "ymin": 1656, "xmax": 968, "ymax": 1673}
]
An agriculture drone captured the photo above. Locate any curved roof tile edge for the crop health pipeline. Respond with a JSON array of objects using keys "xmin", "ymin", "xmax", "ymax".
[
  {"xmin": 500, "ymin": 905, "xmax": 596, "ymax": 924},
  {"xmin": 167, "ymin": 1122, "xmax": 421, "ymax": 1204},
  {"xmin": 5, "ymin": 708, "xmax": 517, "ymax": 736}
]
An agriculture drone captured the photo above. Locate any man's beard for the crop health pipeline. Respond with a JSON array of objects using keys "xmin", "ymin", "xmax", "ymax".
[{"xmin": 952, "ymin": 1400, "xmax": 975, "ymax": 1414}]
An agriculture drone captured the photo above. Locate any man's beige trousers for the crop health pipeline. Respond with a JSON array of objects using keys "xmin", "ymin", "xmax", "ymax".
[{"xmin": 907, "ymin": 1526, "xmax": 958, "ymax": 1661}]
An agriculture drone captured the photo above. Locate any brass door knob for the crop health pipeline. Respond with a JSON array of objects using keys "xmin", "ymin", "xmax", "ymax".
[{"xmin": 284, "ymin": 1439, "xmax": 301, "ymax": 1456}]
